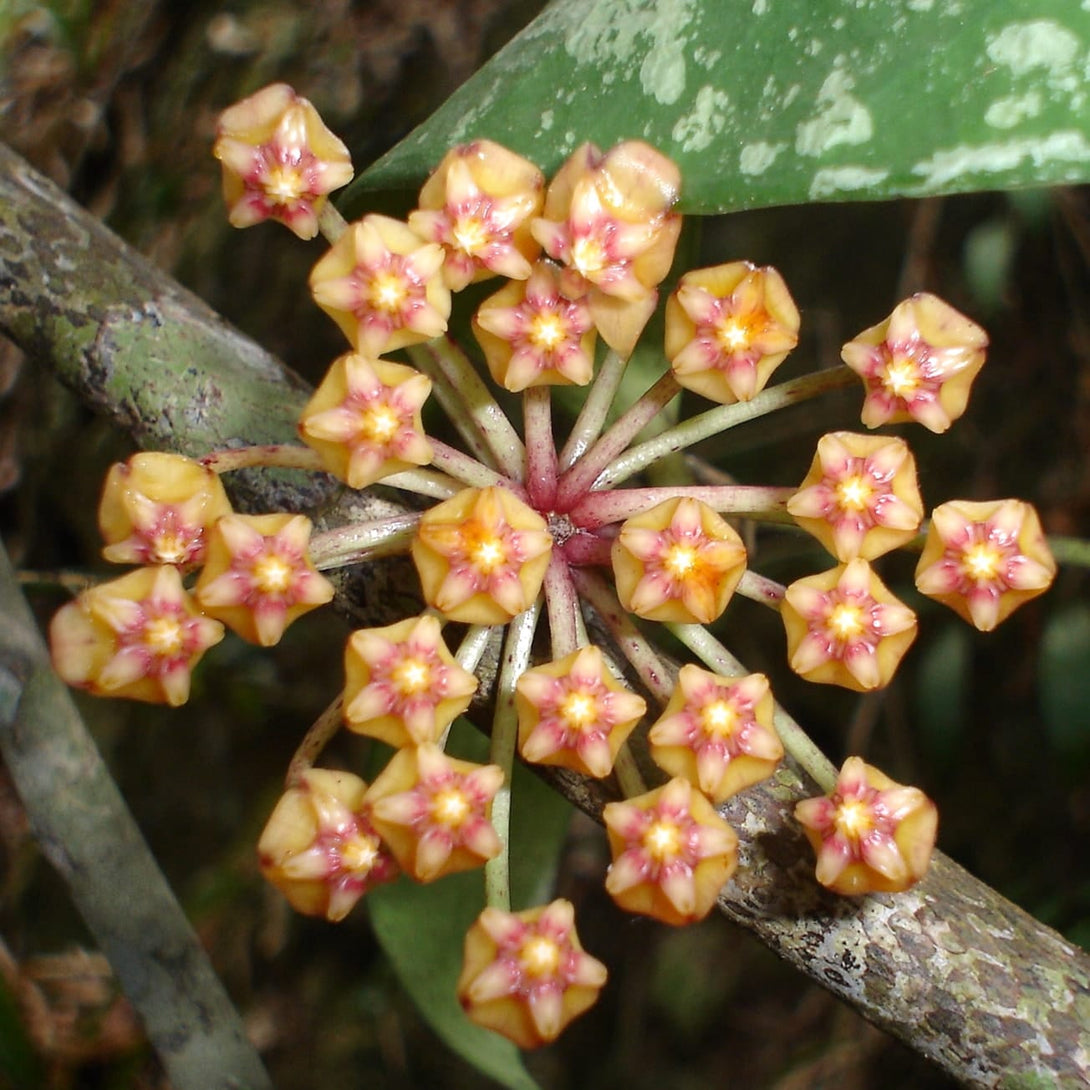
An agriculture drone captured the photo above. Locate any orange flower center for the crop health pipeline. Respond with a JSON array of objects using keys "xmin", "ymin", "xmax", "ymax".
[
  {"xmin": 961, "ymin": 542, "xmax": 1003, "ymax": 582},
  {"xmin": 570, "ymin": 236, "xmax": 606, "ymax": 276},
  {"xmin": 700, "ymin": 699, "xmax": 738, "ymax": 739},
  {"xmin": 265, "ymin": 163, "xmax": 306, "ymax": 202},
  {"xmin": 253, "ymin": 553, "xmax": 293, "ymax": 594},
  {"xmin": 664, "ymin": 543, "xmax": 699, "ymax": 578},
  {"xmin": 359, "ymin": 403, "xmax": 402, "ymax": 444},
  {"xmin": 519, "ymin": 935, "xmax": 562, "ymax": 978},
  {"xmin": 559, "ymin": 690, "xmax": 598, "ymax": 730},
  {"xmin": 835, "ymin": 475, "xmax": 873, "ymax": 512},
  {"xmin": 714, "ymin": 313, "xmax": 759, "ymax": 352},
  {"xmin": 431, "ymin": 788, "xmax": 471, "ymax": 828},
  {"xmin": 369, "ymin": 271, "xmax": 409, "ymax": 313},
  {"xmin": 881, "ymin": 357, "xmax": 920, "ymax": 397},
  {"xmin": 468, "ymin": 532, "xmax": 508, "ymax": 574},
  {"xmin": 828, "ymin": 602, "xmax": 865, "ymax": 640},
  {"xmin": 451, "ymin": 215, "xmax": 489, "ymax": 255},
  {"xmin": 152, "ymin": 530, "xmax": 192, "ymax": 565},
  {"xmin": 391, "ymin": 656, "xmax": 433, "ymax": 695},
  {"xmin": 833, "ymin": 799, "xmax": 874, "ymax": 840},
  {"xmin": 643, "ymin": 818, "xmax": 682, "ymax": 862},
  {"xmin": 143, "ymin": 616, "xmax": 184, "ymax": 657},
  {"xmin": 339, "ymin": 831, "xmax": 381, "ymax": 872},
  {"xmin": 528, "ymin": 312, "xmax": 566, "ymax": 351}
]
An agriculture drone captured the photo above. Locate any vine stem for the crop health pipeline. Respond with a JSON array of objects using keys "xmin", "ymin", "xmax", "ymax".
[
  {"xmin": 308, "ymin": 512, "xmax": 419, "ymax": 569},
  {"xmin": 285, "ymin": 695, "xmax": 344, "ymax": 787},
  {"xmin": 558, "ymin": 348, "xmax": 628, "ymax": 470},
  {"xmin": 408, "ymin": 339, "xmax": 526, "ymax": 481},
  {"xmin": 428, "ymin": 439, "xmax": 521, "ymax": 493},
  {"xmin": 523, "ymin": 385, "xmax": 558, "ymax": 509},
  {"xmin": 381, "ymin": 467, "xmax": 461, "ymax": 499},
  {"xmin": 598, "ymin": 365, "xmax": 859, "ymax": 489},
  {"xmin": 484, "ymin": 602, "xmax": 540, "ymax": 912},
  {"xmin": 570, "ymin": 568, "xmax": 674, "ymax": 706},
  {"xmin": 435, "ymin": 624, "xmax": 496, "ymax": 750},
  {"xmin": 199, "ymin": 444, "xmax": 325, "ymax": 474},
  {"xmin": 543, "ymin": 553, "xmax": 583, "ymax": 659},
  {"xmin": 736, "ymin": 569, "xmax": 787, "ymax": 608},
  {"xmin": 571, "ymin": 484, "xmax": 796, "ymax": 529},
  {"xmin": 318, "ymin": 201, "xmax": 348, "ymax": 244},
  {"xmin": 666, "ymin": 622, "xmax": 838, "ymax": 791},
  {"xmin": 554, "ymin": 371, "xmax": 680, "ymax": 509}
]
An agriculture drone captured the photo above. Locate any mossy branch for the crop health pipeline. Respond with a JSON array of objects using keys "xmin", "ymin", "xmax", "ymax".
[{"xmin": 2, "ymin": 142, "xmax": 1088, "ymax": 1088}]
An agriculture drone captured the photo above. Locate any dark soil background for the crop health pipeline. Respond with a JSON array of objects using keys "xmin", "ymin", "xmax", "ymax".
[{"xmin": 2, "ymin": 2, "xmax": 1088, "ymax": 1088}]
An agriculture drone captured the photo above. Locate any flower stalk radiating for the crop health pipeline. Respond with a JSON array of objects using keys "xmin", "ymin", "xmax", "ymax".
[{"xmin": 43, "ymin": 86, "xmax": 1070, "ymax": 1053}]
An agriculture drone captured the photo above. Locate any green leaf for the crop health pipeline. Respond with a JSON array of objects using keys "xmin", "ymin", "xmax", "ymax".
[
  {"xmin": 367, "ymin": 720, "xmax": 573, "ymax": 1090},
  {"xmin": 351, "ymin": 0, "xmax": 1090, "ymax": 213},
  {"xmin": 1039, "ymin": 603, "xmax": 1090, "ymax": 771}
]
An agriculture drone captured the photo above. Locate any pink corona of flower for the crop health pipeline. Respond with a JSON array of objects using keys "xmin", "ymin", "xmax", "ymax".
[
  {"xmin": 193, "ymin": 513, "xmax": 334, "ymax": 646},
  {"xmin": 782, "ymin": 558, "xmax": 917, "ymax": 691},
  {"xmin": 473, "ymin": 261, "xmax": 596, "ymax": 391},
  {"xmin": 457, "ymin": 899, "xmax": 607, "ymax": 1049},
  {"xmin": 365, "ymin": 744, "xmax": 504, "ymax": 882},
  {"xmin": 915, "ymin": 499, "xmax": 1056, "ymax": 631},
  {"xmin": 298, "ymin": 353, "xmax": 433, "ymax": 488},
  {"xmin": 841, "ymin": 293, "xmax": 988, "ymax": 433},
  {"xmin": 665, "ymin": 261, "xmax": 800, "ymax": 404},
  {"xmin": 49, "ymin": 566, "xmax": 224, "ymax": 706},
  {"xmin": 342, "ymin": 615, "xmax": 479, "ymax": 748},
  {"xmin": 97, "ymin": 452, "xmax": 232, "ymax": 568},
  {"xmin": 795, "ymin": 756, "xmax": 937, "ymax": 896},
  {"xmin": 309, "ymin": 214, "xmax": 451, "ymax": 356},
  {"xmin": 603, "ymin": 777, "xmax": 738, "ymax": 926},
  {"xmin": 258, "ymin": 768, "xmax": 398, "ymax": 922},
  {"xmin": 213, "ymin": 83, "xmax": 354, "ymax": 240},
  {"xmin": 515, "ymin": 646, "xmax": 647, "ymax": 778},
  {"xmin": 787, "ymin": 432, "xmax": 925, "ymax": 561},
  {"xmin": 648, "ymin": 666, "xmax": 783, "ymax": 803},
  {"xmin": 408, "ymin": 140, "xmax": 544, "ymax": 291},
  {"xmin": 531, "ymin": 141, "xmax": 681, "ymax": 356},
  {"xmin": 612, "ymin": 497, "xmax": 747, "ymax": 624},
  {"xmin": 412, "ymin": 486, "xmax": 553, "ymax": 625}
]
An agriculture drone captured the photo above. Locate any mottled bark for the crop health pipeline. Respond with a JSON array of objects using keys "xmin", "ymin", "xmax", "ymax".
[
  {"xmin": 0, "ymin": 539, "xmax": 271, "ymax": 1090},
  {"xmin": 2, "ymin": 142, "xmax": 1089, "ymax": 1088}
]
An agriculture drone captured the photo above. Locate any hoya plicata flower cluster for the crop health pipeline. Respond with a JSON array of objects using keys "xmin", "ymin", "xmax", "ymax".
[{"xmin": 47, "ymin": 83, "xmax": 1058, "ymax": 1049}]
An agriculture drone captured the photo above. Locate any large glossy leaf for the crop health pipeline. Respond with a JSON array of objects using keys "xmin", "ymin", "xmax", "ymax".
[
  {"xmin": 367, "ymin": 720, "xmax": 573, "ymax": 1090},
  {"xmin": 352, "ymin": 0, "xmax": 1090, "ymax": 213}
]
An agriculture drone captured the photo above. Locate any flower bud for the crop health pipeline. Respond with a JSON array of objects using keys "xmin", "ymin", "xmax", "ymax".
[
  {"xmin": 412, "ymin": 486, "xmax": 552, "ymax": 625},
  {"xmin": 309, "ymin": 215, "xmax": 451, "ymax": 356},
  {"xmin": 409, "ymin": 140, "xmax": 544, "ymax": 290},
  {"xmin": 457, "ymin": 900, "xmax": 607, "ymax": 1048},
  {"xmin": 841, "ymin": 293, "xmax": 988, "ymax": 433},
  {"xmin": 258, "ymin": 768, "xmax": 398, "ymax": 921},
  {"xmin": 612, "ymin": 497, "xmax": 747, "ymax": 624},
  {"xmin": 98, "ymin": 452, "xmax": 232, "ymax": 569},
  {"xmin": 515, "ymin": 646, "xmax": 647, "ymax": 778},
  {"xmin": 213, "ymin": 83, "xmax": 353, "ymax": 239},
  {"xmin": 914, "ymin": 498, "xmax": 1056, "ymax": 631},
  {"xmin": 665, "ymin": 261, "xmax": 799, "ymax": 404},
  {"xmin": 795, "ymin": 756, "xmax": 937, "ymax": 895},
  {"xmin": 50, "ymin": 566, "xmax": 223, "ymax": 706},
  {"xmin": 782, "ymin": 559, "xmax": 917, "ymax": 691},
  {"xmin": 194, "ymin": 513, "xmax": 333, "ymax": 646},
  {"xmin": 604, "ymin": 777, "xmax": 738, "ymax": 926}
]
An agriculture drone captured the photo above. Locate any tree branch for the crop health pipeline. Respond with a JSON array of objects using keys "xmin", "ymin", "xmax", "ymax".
[
  {"xmin": 0, "ymin": 538, "xmax": 271, "ymax": 1090},
  {"xmin": 3, "ymin": 141, "xmax": 1088, "ymax": 1088}
]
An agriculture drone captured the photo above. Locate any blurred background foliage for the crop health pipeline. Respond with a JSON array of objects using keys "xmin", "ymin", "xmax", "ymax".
[{"xmin": 1, "ymin": 1, "xmax": 1089, "ymax": 1088}]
